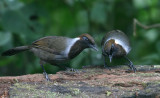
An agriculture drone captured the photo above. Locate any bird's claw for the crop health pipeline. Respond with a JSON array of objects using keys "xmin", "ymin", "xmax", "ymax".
[
  {"xmin": 66, "ymin": 68, "xmax": 79, "ymax": 72},
  {"xmin": 127, "ymin": 64, "xmax": 137, "ymax": 73},
  {"xmin": 43, "ymin": 72, "xmax": 50, "ymax": 81},
  {"xmin": 104, "ymin": 64, "xmax": 111, "ymax": 70}
]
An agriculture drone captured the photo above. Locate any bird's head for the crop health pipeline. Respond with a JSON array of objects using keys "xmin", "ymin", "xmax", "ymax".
[
  {"xmin": 103, "ymin": 39, "xmax": 117, "ymax": 63},
  {"xmin": 79, "ymin": 33, "xmax": 98, "ymax": 51}
]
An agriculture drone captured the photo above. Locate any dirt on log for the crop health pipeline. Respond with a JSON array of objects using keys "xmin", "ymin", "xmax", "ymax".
[{"xmin": 0, "ymin": 65, "xmax": 160, "ymax": 98}]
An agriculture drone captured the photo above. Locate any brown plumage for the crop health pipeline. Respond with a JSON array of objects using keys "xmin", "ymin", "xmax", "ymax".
[
  {"xmin": 101, "ymin": 30, "xmax": 136, "ymax": 72},
  {"xmin": 103, "ymin": 39, "xmax": 126, "ymax": 57},
  {"xmin": 2, "ymin": 34, "xmax": 98, "ymax": 80},
  {"xmin": 79, "ymin": 33, "xmax": 96, "ymax": 44}
]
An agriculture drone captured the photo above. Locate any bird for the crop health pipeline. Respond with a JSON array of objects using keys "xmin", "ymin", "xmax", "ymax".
[
  {"xmin": 1, "ymin": 33, "xmax": 98, "ymax": 80},
  {"xmin": 101, "ymin": 30, "xmax": 136, "ymax": 72}
]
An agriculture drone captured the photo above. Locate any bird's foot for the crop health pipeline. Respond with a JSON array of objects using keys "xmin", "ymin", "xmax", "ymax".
[
  {"xmin": 132, "ymin": 66, "xmax": 137, "ymax": 73},
  {"xmin": 66, "ymin": 68, "xmax": 79, "ymax": 73},
  {"xmin": 104, "ymin": 64, "xmax": 111, "ymax": 71},
  {"xmin": 126, "ymin": 64, "xmax": 137, "ymax": 73},
  {"xmin": 43, "ymin": 72, "xmax": 50, "ymax": 81}
]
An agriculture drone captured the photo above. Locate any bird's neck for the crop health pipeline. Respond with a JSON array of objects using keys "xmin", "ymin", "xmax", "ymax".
[{"xmin": 68, "ymin": 40, "xmax": 87, "ymax": 59}]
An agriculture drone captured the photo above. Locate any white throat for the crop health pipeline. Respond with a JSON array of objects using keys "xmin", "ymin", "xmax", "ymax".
[
  {"xmin": 65, "ymin": 38, "xmax": 80, "ymax": 57},
  {"xmin": 105, "ymin": 38, "xmax": 131, "ymax": 53}
]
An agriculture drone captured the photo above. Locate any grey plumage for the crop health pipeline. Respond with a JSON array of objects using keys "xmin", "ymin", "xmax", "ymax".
[{"xmin": 1, "ymin": 46, "xmax": 30, "ymax": 56}]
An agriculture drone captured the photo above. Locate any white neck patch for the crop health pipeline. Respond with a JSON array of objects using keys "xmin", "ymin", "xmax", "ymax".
[
  {"xmin": 105, "ymin": 38, "xmax": 131, "ymax": 53},
  {"xmin": 65, "ymin": 38, "xmax": 80, "ymax": 57}
]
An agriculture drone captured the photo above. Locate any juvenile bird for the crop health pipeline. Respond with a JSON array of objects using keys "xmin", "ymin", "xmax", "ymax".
[
  {"xmin": 101, "ymin": 30, "xmax": 136, "ymax": 72},
  {"xmin": 2, "ymin": 34, "xmax": 98, "ymax": 80}
]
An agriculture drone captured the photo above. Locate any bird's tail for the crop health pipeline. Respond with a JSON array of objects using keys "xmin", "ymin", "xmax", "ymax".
[{"xmin": 1, "ymin": 46, "xmax": 30, "ymax": 56}]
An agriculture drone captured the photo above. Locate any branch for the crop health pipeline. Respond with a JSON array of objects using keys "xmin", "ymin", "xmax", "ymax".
[{"xmin": 133, "ymin": 18, "xmax": 160, "ymax": 36}]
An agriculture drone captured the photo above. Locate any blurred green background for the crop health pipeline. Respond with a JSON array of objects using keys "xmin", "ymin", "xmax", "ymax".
[{"xmin": 0, "ymin": 0, "xmax": 160, "ymax": 76}]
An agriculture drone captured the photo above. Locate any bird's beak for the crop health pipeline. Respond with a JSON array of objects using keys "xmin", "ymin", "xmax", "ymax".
[
  {"xmin": 90, "ymin": 44, "xmax": 98, "ymax": 51},
  {"xmin": 109, "ymin": 55, "xmax": 112, "ymax": 63}
]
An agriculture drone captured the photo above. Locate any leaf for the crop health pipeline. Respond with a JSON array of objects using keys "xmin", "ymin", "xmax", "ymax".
[
  {"xmin": 156, "ymin": 41, "xmax": 160, "ymax": 54},
  {"xmin": 133, "ymin": 0, "xmax": 153, "ymax": 8},
  {"xmin": 143, "ymin": 29, "xmax": 158, "ymax": 43},
  {"xmin": 1, "ymin": 4, "xmax": 46, "ymax": 42},
  {"xmin": 91, "ymin": 1, "xmax": 107, "ymax": 24},
  {"xmin": 0, "ymin": 0, "xmax": 24, "ymax": 13},
  {"xmin": 76, "ymin": 10, "xmax": 88, "ymax": 32},
  {"xmin": 0, "ymin": 32, "xmax": 12, "ymax": 46},
  {"xmin": 141, "ymin": 53, "xmax": 159, "ymax": 61},
  {"xmin": 1, "ymin": 10, "xmax": 32, "ymax": 34}
]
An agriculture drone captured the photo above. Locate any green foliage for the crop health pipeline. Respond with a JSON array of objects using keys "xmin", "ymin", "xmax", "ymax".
[
  {"xmin": 0, "ymin": 0, "xmax": 160, "ymax": 76},
  {"xmin": 0, "ymin": 32, "xmax": 11, "ymax": 46}
]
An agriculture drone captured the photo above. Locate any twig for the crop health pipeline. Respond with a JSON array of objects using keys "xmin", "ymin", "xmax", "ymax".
[{"xmin": 133, "ymin": 18, "xmax": 160, "ymax": 36}]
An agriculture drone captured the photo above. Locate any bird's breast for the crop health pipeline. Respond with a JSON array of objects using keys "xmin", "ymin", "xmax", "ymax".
[
  {"xmin": 68, "ymin": 40, "xmax": 85, "ymax": 59},
  {"xmin": 63, "ymin": 38, "xmax": 80, "ymax": 58},
  {"xmin": 104, "ymin": 38, "xmax": 131, "ymax": 54}
]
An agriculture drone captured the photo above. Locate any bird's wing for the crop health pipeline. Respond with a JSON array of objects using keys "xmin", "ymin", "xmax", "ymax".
[
  {"xmin": 32, "ymin": 45, "xmax": 61, "ymax": 55},
  {"xmin": 31, "ymin": 36, "xmax": 66, "ymax": 55}
]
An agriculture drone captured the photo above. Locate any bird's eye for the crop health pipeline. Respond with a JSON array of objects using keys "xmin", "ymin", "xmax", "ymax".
[{"xmin": 83, "ymin": 36, "xmax": 89, "ymax": 41}]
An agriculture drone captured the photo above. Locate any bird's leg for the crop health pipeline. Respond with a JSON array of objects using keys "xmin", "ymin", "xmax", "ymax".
[
  {"xmin": 66, "ymin": 67, "xmax": 77, "ymax": 71},
  {"xmin": 40, "ymin": 64, "xmax": 50, "ymax": 81},
  {"xmin": 54, "ymin": 63, "xmax": 79, "ymax": 73},
  {"xmin": 103, "ymin": 54, "xmax": 111, "ymax": 70},
  {"xmin": 124, "ymin": 56, "xmax": 137, "ymax": 72}
]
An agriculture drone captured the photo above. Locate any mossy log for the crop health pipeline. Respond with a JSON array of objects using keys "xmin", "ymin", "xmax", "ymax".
[{"xmin": 0, "ymin": 65, "xmax": 160, "ymax": 98}]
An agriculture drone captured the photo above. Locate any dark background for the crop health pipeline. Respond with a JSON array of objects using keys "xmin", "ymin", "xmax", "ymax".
[{"xmin": 0, "ymin": 0, "xmax": 160, "ymax": 76}]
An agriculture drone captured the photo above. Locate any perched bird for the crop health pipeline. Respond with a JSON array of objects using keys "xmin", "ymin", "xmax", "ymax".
[
  {"xmin": 2, "ymin": 34, "xmax": 98, "ymax": 80},
  {"xmin": 101, "ymin": 30, "xmax": 136, "ymax": 72}
]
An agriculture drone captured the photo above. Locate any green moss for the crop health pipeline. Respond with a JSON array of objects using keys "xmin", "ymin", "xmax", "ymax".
[
  {"xmin": 9, "ymin": 67, "xmax": 160, "ymax": 97},
  {"xmin": 152, "ymin": 80, "xmax": 160, "ymax": 85},
  {"xmin": 10, "ymin": 83, "xmax": 74, "ymax": 98},
  {"xmin": 145, "ymin": 89, "xmax": 152, "ymax": 93},
  {"xmin": 13, "ymin": 78, "xmax": 19, "ymax": 83},
  {"xmin": 141, "ymin": 82, "xmax": 147, "ymax": 88},
  {"xmin": 106, "ymin": 91, "xmax": 112, "ymax": 96},
  {"xmin": 152, "ymin": 65, "xmax": 160, "ymax": 68},
  {"xmin": 69, "ymin": 88, "xmax": 81, "ymax": 95},
  {"xmin": 136, "ymin": 72, "xmax": 160, "ymax": 77},
  {"xmin": 10, "ymin": 83, "xmax": 55, "ymax": 97}
]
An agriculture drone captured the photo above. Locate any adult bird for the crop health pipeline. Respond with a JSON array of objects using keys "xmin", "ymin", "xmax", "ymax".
[
  {"xmin": 2, "ymin": 34, "xmax": 98, "ymax": 80},
  {"xmin": 101, "ymin": 30, "xmax": 136, "ymax": 72}
]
